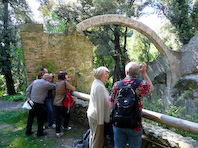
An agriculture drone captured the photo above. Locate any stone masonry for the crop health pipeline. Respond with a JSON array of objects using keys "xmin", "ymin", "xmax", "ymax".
[{"xmin": 20, "ymin": 24, "xmax": 94, "ymax": 92}]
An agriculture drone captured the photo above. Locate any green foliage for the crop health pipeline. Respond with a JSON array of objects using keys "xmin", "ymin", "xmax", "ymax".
[
  {"xmin": 128, "ymin": 31, "xmax": 159, "ymax": 64},
  {"xmin": 144, "ymin": 91, "xmax": 198, "ymax": 140},
  {"xmin": 11, "ymin": 47, "xmax": 27, "ymax": 93},
  {"xmin": 39, "ymin": 60, "xmax": 56, "ymax": 74},
  {"xmin": 0, "ymin": 75, "xmax": 6, "ymax": 97},
  {"xmin": 152, "ymin": 0, "xmax": 198, "ymax": 45},
  {"xmin": 174, "ymin": 79, "xmax": 196, "ymax": 92},
  {"xmin": 158, "ymin": 20, "xmax": 181, "ymax": 50},
  {"xmin": 166, "ymin": 105, "xmax": 185, "ymax": 117},
  {"xmin": 51, "ymin": 0, "xmax": 152, "ymax": 83},
  {"xmin": 46, "ymin": 11, "xmax": 77, "ymax": 33},
  {"xmin": 166, "ymin": 90, "xmax": 190, "ymax": 117},
  {"xmin": 143, "ymin": 94, "xmax": 163, "ymax": 113},
  {"xmin": 2, "ymin": 94, "xmax": 26, "ymax": 101},
  {"xmin": 0, "ymin": 0, "xmax": 32, "ymax": 95},
  {"xmin": 46, "ymin": 12, "xmax": 68, "ymax": 33},
  {"xmin": 93, "ymin": 0, "xmax": 118, "ymax": 14}
]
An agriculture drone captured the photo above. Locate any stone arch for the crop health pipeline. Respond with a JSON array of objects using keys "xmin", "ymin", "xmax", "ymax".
[{"xmin": 76, "ymin": 14, "xmax": 181, "ymax": 88}]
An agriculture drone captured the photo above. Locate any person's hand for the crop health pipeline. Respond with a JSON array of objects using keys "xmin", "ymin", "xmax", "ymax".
[
  {"xmin": 67, "ymin": 78, "xmax": 71, "ymax": 82},
  {"xmin": 50, "ymin": 73, "xmax": 55, "ymax": 78},
  {"xmin": 27, "ymin": 98, "xmax": 31, "ymax": 102},
  {"xmin": 139, "ymin": 62, "xmax": 147, "ymax": 75},
  {"xmin": 50, "ymin": 73, "xmax": 55, "ymax": 82}
]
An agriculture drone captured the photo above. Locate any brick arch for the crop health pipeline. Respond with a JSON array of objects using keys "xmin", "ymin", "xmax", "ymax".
[{"xmin": 76, "ymin": 14, "xmax": 181, "ymax": 88}]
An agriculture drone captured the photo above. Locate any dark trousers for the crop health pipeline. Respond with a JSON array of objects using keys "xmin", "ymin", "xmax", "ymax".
[
  {"xmin": 54, "ymin": 105, "xmax": 71, "ymax": 133},
  {"xmin": 26, "ymin": 102, "xmax": 45, "ymax": 136}
]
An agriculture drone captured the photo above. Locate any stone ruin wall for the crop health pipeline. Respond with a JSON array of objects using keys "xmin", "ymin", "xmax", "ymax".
[
  {"xmin": 146, "ymin": 33, "xmax": 198, "ymax": 115},
  {"xmin": 71, "ymin": 97, "xmax": 198, "ymax": 148},
  {"xmin": 20, "ymin": 24, "xmax": 94, "ymax": 93}
]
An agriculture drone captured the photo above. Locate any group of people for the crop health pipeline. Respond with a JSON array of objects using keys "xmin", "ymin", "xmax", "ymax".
[
  {"xmin": 25, "ymin": 68, "xmax": 75, "ymax": 137},
  {"xmin": 87, "ymin": 61, "xmax": 154, "ymax": 148},
  {"xmin": 24, "ymin": 60, "xmax": 153, "ymax": 148}
]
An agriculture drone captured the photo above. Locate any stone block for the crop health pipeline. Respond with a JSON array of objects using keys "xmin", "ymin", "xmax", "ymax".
[{"xmin": 20, "ymin": 24, "xmax": 43, "ymax": 32}]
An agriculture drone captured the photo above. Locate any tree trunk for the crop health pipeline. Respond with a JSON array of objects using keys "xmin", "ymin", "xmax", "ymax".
[
  {"xmin": 2, "ymin": 0, "xmax": 16, "ymax": 95},
  {"xmin": 112, "ymin": 25, "xmax": 122, "ymax": 84},
  {"xmin": 113, "ymin": 55, "xmax": 120, "ymax": 84},
  {"xmin": 120, "ymin": 27, "xmax": 130, "ymax": 78}
]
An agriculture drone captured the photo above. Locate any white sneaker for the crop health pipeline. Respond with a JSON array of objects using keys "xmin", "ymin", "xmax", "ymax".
[
  {"xmin": 66, "ymin": 126, "xmax": 71, "ymax": 131},
  {"xmin": 49, "ymin": 124, "xmax": 56, "ymax": 128},
  {"xmin": 56, "ymin": 132, "xmax": 64, "ymax": 138}
]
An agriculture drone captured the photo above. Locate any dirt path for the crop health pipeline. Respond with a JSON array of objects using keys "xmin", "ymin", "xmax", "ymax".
[
  {"xmin": 0, "ymin": 98, "xmax": 24, "ymax": 110},
  {"xmin": 0, "ymin": 98, "xmax": 88, "ymax": 148}
]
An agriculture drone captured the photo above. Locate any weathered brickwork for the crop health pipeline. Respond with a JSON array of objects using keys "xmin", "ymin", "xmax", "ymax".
[{"xmin": 20, "ymin": 24, "xmax": 94, "ymax": 92}]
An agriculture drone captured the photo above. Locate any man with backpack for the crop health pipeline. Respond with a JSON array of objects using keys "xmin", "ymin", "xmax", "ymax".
[{"xmin": 110, "ymin": 61, "xmax": 154, "ymax": 148}]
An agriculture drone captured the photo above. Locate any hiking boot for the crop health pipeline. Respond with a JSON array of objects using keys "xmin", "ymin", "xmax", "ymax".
[
  {"xmin": 37, "ymin": 131, "xmax": 47, "ymax": 137},
  {"xmin": 56, "ymin": 132, "xmax": 64, "ymax": 138},
  {"xmin": 25, "ymin": 131, "xmax": 34, "ymax": 136},
  {"xmin": 66, "ymin": 126, "xmax": 71, "ymax": 131}
]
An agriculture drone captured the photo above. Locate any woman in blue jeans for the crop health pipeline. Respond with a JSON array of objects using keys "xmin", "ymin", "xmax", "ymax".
[
  {"xmin": 44, "ymin": 89, "xmax": 56, "ymax": 128},
  {"xmin": 53, "ymin": 71, "xmax": 75, "ymax": 138}
]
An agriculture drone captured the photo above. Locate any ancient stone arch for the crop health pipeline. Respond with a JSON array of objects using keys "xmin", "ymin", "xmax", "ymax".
[{"xmin": 76, "ymin": 14, "xmax": 181, "ymax": 89}]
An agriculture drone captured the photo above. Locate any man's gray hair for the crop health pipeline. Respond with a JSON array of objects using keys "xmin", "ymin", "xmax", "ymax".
[
  {"xmin": 43, "ymin": 73, "xmax": 50, "ymax": 80},
  {"xmin": 125, "ymin": 62, "xmax": 139, "ymax": 76},
  {"xmin": 94, "ymin": 66, "xmax": 109, "ymax": 79}
]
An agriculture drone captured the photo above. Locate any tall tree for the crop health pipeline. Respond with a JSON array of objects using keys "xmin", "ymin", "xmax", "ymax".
[
  {"xmin": 0, "ymin": 0, "xmax": 32, "ymax": 95},
  {"xmin": 1, "ymin": 0, "xmax": 15, "ymax": 95},
  {"xmin": 151, "ymin": 0, "xmax": 198, "ymax": 45}
]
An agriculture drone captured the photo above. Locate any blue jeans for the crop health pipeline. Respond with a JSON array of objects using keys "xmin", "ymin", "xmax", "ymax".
[
  {"xmin": 44, "ymin": 98, "xmax": 54, "ymax": 127},
  {"xmin": 113, "ymin": 126, "xmax": 142, "ymax": 148}
]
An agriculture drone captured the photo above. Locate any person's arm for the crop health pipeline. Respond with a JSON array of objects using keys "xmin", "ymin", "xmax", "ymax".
[
  {"xmin": 139, "ymin": 62, "xmax": 154, "ymax": 92},
  {"xmin": 109, "ymin": 82, "xmax": 118, "ymax": 109},
  {"xmin": 95, "ymin": 85, "xmax": 106, "ymax": 125},
  {"xmin": 65, "ymin": 81, "xmax": 76, "ymax": 92},
  {"xmin": 26, "ymin": 82, "xmax": 33, "ymax": 101},
  {"xmin": 45, "ymin": 80, "xmax": 56, "ymax": 90}
]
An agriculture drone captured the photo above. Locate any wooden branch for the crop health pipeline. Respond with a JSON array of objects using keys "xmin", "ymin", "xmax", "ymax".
[
  {"xmin": 142, "ymin": 109, "xmax": 198, "ymax": 135},
  {"xmin": 72, "ymin": 91, "xmax": 90, "ymax": 101}
]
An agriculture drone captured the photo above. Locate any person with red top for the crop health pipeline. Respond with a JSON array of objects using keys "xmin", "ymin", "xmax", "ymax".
[{"xmin": 110, "ymin": 61, "xmax": 154, "ymax": 148}]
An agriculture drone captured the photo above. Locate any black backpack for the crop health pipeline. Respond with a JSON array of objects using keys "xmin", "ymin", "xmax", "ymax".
[{"xmin": 112, "ymin": 79, "xmax": 142, "ymax": 129}]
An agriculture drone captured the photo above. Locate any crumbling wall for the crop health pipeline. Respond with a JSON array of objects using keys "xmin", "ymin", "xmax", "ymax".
[{"xmin": 20, "ymin": 24, "xmax": 94, "ymax": 93}]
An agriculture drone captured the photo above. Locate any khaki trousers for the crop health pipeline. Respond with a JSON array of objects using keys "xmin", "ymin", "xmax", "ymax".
[{"xmin": 88, "ymin": 117, "xmax": 104, "ymax": 148}]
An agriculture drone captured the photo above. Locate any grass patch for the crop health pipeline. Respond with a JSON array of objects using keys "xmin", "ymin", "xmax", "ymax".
[{"xmin": 0, "ymin": 108, "xmax": 87, "ymax": 148}]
